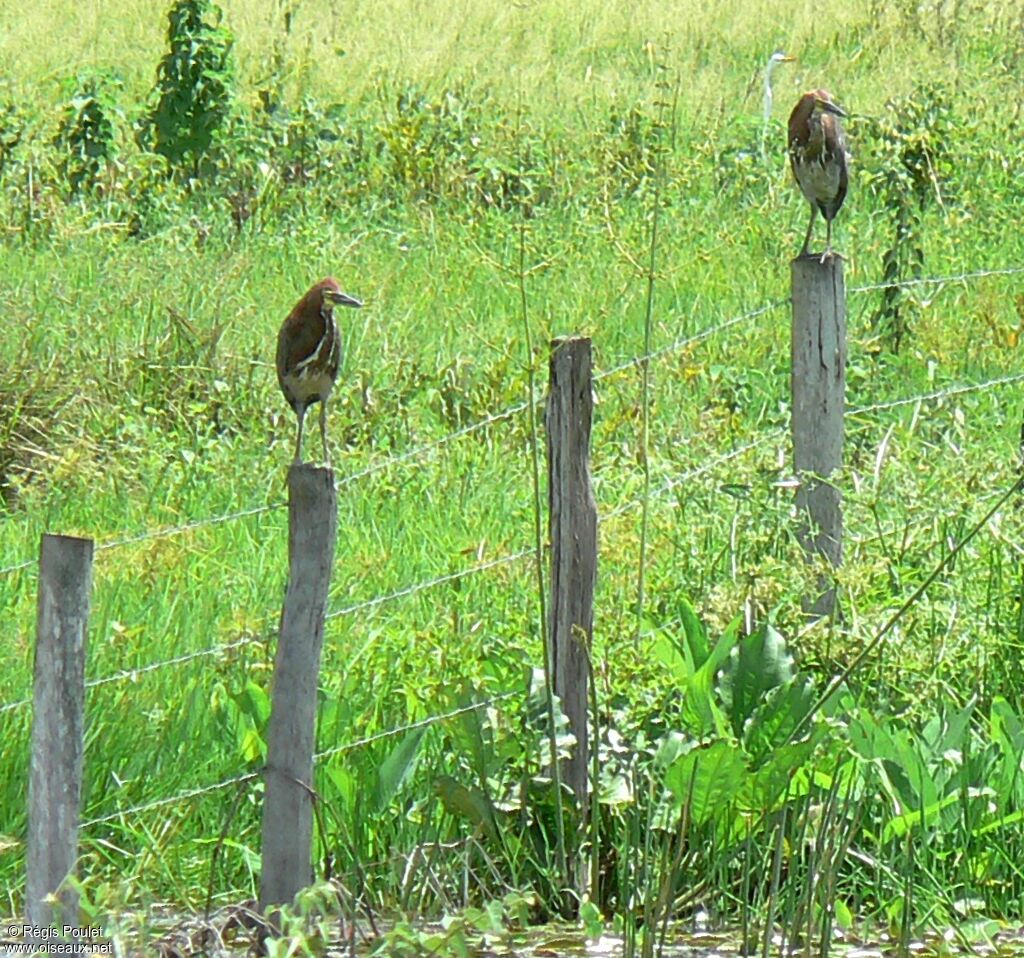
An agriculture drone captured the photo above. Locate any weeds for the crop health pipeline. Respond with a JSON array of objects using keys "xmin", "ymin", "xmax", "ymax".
[
  {"xmin": 0, "ymin": 93, "xmax": 27, "ymax": 180},
  {"xmin": 864, "ymin": 83, "xmax": 955, "ymax": 353},
  {"xmin": 53, "ymin": 71, "xmax": 124, "ymax": 197}
]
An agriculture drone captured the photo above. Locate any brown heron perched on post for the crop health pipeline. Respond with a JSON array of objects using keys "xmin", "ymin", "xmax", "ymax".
[
  {"xmin": 276, "ymin": 277, "xmax": 363, "ymax": 466},
  {"xmin": 788, "ymin": 89, "xmax": 849, "ymax": 260}
]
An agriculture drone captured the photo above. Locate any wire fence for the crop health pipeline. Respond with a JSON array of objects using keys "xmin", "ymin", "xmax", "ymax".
[
  {"xmin": 0, "ymin": 426, "xmax": 780, "ymax": 717},
  {"xmin": 2, "ymin": 260, "xmax": 1023, "ymax": 843},
  {"xmin": 0, "ymin": 261, "xmax": 1018, "ymax": 582},
  {"xmin": 848, "ymin": 264, "xmax": 1024, "ymax": 296},
  {"xmin": 2, "ymin": 348, "xmax": 1022, "ymax": 717},
  {"xmin": 848, "ymin": 372, "xmax": 1024, "ymax": 417},
  {"xmin": 51, "ymin": 476, "xmax": 1024, "ymax": 833}
]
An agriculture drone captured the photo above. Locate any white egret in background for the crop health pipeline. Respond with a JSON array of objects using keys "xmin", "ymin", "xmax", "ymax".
[{"xmin": 761, "ymin": 50, "xmax": 796, "ymax": 161}]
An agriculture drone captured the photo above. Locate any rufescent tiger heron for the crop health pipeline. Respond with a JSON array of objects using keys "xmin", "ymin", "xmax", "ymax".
[
  {"xmin": 276, "ymin": 277, "xmax": 363, "ymax": 466},
  {"xmin": 787, "ymin": 89, "xmax": 849, "ymax": 260}
]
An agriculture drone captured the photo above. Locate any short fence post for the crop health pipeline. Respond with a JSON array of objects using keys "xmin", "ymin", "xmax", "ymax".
[
  {"xmin": 260, "ymin": 465, "xmax": 338, "ymax": 923},
  {"xmin": 791, "ymin": 256, "xmax": 846, "ymax": 616},
  {"xmin": 26, "ymin": 534, "xmax": 93, "ymax": 946},
  {"xmin": 545, "ymin": 337, "xmax": 597, "ymax": 812}
]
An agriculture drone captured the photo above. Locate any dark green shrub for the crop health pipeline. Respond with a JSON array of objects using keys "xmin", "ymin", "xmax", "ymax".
[{"xmin": 141, "ymin": 0, "xmax": 236, "ymax": 177}]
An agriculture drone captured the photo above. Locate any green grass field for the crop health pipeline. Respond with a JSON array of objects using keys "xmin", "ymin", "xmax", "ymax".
[{"xmin": 2, "ymin": 0, "xmax": 1024, "ymax": 946}]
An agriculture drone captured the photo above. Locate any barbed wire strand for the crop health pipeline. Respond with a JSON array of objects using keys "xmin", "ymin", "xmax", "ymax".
[
  {"xmin": 849, "ymin": 372, "xmax": 1024, "ymax": 417},
  {"xmin": 94, "ymin": 503, "xmax": 283, "ymax": 554},
  {"xmin": 604, "ymin": 429, "xmax": 786, "ymax": 522},
  {"xmin": 0, "ymin": 557, "xmax": 35, "ymax": 576},
  {"xmin": 86, "ymin": 636, "xmax": 264, "ymax": 690},
  {"xmin": 313, "ymin": 692, "xmax": 517, "ymax": 762},
  {"xmin": 334, "ymin": 402, "xmax": 532, "ymax": 489},
  {"xmin": 81, "ymin": 773, "xmax": 259, "ymax": 829},
  {"xmin": 325, "ymin": 549, "xmax": 537, "ymax": 621},
  {"xmin": 848, "ymin": 264, "xmax": 1024, "ymax": 296},
  {"xmin": 0, "ymin": 503, "xmax": 286, "ymax": 579},
  {"xmin": 594, "ymin": 299, "xmax": 787, "ymax": 384},
  {"xmin": 846, "ymin": 486, "xmax": 1010, "ymax": 550},
  {"xmin": 0, "ymin": 636, "xmax": 266, "ymax": 718}
]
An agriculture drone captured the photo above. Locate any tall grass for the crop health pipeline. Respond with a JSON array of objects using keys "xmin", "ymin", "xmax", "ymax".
[{"xmin": 1, "ymin": 0, "xmax": 1024, "ymax": 937}]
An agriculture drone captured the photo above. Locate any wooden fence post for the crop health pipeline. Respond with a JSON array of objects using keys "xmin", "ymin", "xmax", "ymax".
[
  {"xmin": 260, "ymin": 465, "xmax": 337, "ymax": 922},
  {"xmin": 26, "ymin": 534, "xmax": 93, "ymax": 946},
  {"xmin": 791, "ymin": 256, "xmax": 846, "ymax": 617},
  {"xmin": 545, "ymin": 337, "xmax": 597, "ymax": 811}
]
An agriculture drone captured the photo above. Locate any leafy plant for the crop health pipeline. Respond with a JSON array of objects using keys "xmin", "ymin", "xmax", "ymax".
[
  {"xmin": 0, "ymin": 94, "xmax": 27, "ymax": 179},
  {"xmin": 53, "ymin": 70, "xmax": 124, "ymax": 196},
  {"xmin": 142, "ymin": 0, "xmax": 236, "ymax": 177},
  {"xmin": 863, "ymin": 83, "xmax": 955, "ymax": 353}
]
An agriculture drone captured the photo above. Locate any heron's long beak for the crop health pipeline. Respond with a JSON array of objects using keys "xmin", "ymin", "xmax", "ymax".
[
  {"xmin": 325, "ymin": 290, "xmax": 364, "ymax": 309},
  {"xmin": 820, "ymin": 99, "xmax": 847, "ymax": 118}
]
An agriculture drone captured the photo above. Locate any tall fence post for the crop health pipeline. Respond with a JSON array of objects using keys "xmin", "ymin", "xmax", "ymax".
[
  {"xmin": 791, "ymin": 256, "xmax": 846, "ymax": 616},
  {"xmin": 545, "ymin": 337, "xmax": 597, "ymax": 814},
  {"xmin": 260, "ymin": 465, "xmax": 337, "ymax": 923},
  {"xmin": 26, "ymin": 534, "xmax": 93, "ymax": 947}
]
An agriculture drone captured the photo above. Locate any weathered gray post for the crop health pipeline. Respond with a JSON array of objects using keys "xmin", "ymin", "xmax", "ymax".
[
  {"xmin": 545, "ymin": 337, "xmax": 597, "ymax": 810},
  {"xmin": 260, "ymin": 465, "xmax": 337, "ymax": 922},
  {"xmin": 26, "ymin": 534, "xmax": 93, "ymax": 945},
  {"xmin": 791, "ymin": 255, "xmax": 846, "ymax": 616}
]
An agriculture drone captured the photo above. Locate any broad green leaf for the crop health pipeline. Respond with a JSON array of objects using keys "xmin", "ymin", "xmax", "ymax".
[
  {"xmin": 580, "ymin": 899, "xmax": 604, "ymax": 938},
  {"xmin": 375, "ymin": 726, "xmax": 427, "ymax": 811},
  {"xmin": 678, "ymin": 595, "xmax": 711, "ymax": 669},
  {"xmin": 749, "ymin": 740, "xmax": 815, "ymax": 808},
  {"xmin": 326, "ymin": 763, "xmax": 356, "ymax": 809},
  {"xmin": 665, "ymin": 740, "xmax": 747, "ymax": 825},
  {"xmin": 650, "ymin": 631, "xmax": 692, "ymax": 685},
  {"xmin": 717, "ymin": 623, "xmax": 795, "ymax": 740},
  {"xmin": 238, "ymin": 727, "xmax": 265, "ymax": 764},
  {"xmin": 849, "ymin": 709, "xmax": 938, "ymax": 811},
  {"xmin": 882, "ymin": 790, "xmax": 961, "ymax": 840},
  {"xmin": 991, "ymin": 696, "xmax": 1024, "ymax": 752},
  {"xmin": 450, "ymin": 682, "xmax": 494, "ymax": 781},
  {"xmin": 233, "ymin": 679, "xmax": 270, "ymax": 727},
  {"xmin": 654, "ymin": 730, "xmax": 692, "ymax": 771},
  {"xmin": 990, "ymin": 696, "xmax": 1024, "ymax": 804},
  {"xmin": 679, "ymin": 618, "xmax": 740, "ymax": 737},
  {"xmin": 834, "ymin": 898, "xmax": 854, "ymax": 930},
  {"xmin": 743, "ymin": 676, "xmax": 817, "ymax": 758}
]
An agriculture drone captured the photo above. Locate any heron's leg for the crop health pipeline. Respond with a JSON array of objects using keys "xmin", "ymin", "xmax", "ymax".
[
  {"xmin": 319, "ymin": 398, "xmax": 331, "ymax": 467},
  {"xmin": 821, "ymin": 217, "xmax": 834, "ymax": 263},
  {"xmin": 294, "ymin": 404, "xmax": 307, "ymax": 464},
  {"xmin": 800, "ymin": 204, "xmax": 816, "ymax": 257}
]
